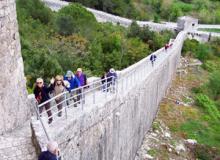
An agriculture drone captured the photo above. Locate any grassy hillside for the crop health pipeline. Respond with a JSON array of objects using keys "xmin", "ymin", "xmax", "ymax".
[
  {"xmin": 65, "ymin": 0, "xmax": 220, "ymax": 23},
  {"xmin": 16, "ymin": 0, "xmax": 174, "ymax": 91},
  {"xmin": 158, "ymin": 38, "xmax": 220, "ymax": 159}
]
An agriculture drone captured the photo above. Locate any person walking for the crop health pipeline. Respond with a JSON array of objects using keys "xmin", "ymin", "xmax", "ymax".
[
  {"xmin": 150, "ymin": 54, "xmax": 157, "ymax": 67},
  {"xmin": 75, "ymin": 68, "xmax": 87, "ymax": 104},
  {"xmin": 64, "ymin": 70, "xmax": 80, "ymax": 107},
  {"xmin": 34, "ymin": 78, "xmax": 54, "ymax": 124},
  {"xmin": 164, "ymin": 43, "xmax": 169, "ymax": 51},
  {"xmin": 106, "ymin": 68, "xmax": 117, "ymax": 92},
  {"xmin": 51, "ymin": 75, "xmax": 69, "ymax": 117}
]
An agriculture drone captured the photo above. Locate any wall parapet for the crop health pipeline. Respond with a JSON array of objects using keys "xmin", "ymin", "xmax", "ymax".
[{"xmin": 31, "ymin": 31, "xmax": 187, "ymax": 160}]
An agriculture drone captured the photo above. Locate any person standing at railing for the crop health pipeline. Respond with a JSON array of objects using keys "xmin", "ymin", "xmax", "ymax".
[
  {"xmin": 34, "ymin": 78, "xmax": 54, "ymax": 124},
  {"xmin": 38, "ymin": 141, "xmax": 60, "ymax": 160},
  {"xmin": 107, "ymin": 68, "xmax": 117, "ymax": 92},
  {"xmin": 75, "ymin": 68, "xmax": 87, "ymax": 104},
  {"xmin": 51, "ymin": 75, "xmax": 69, "ymax": 117},
  {"xmin": 150, "ymin": 54, "xmax": 157, "ymax": 67},
  {"xmin": 64, "ymin": 70, "xmax": 80, "ymax": 107}
]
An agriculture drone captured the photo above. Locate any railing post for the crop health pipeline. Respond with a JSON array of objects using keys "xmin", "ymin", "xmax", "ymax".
[
  {"xmin": 81, "ymin": 87, "xmax": 84, "ymax": 110},
  {"xmin": 64, "ymin": 92, "xmax": 68, "ymax": 119},
  {"xmin": 112, "ymin": 76, "xmax": 115, "ymax": 93},
  {"xmin": 35, "ymin": 102, "xmax": 40, "ymax": 120},
  {"xmin": 33, "ymin": 102, "xmax": 51, "ymax": 141},
  {"xmin": 105, "ymin": 78, "xmax": 107, "ymax": 99},
  {"xmin": 116, "ymin": 77, "xmax": 118, "ymax": 95}
]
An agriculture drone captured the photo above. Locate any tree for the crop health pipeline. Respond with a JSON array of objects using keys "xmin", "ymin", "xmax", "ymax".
[
  {"xmin": 16, "ymin": 0, "xmax": 52, "ymax": 24},
  {"xmin": 58, "ymin": 4, "xmax": 98, "ymax": 36},
  {"xmin": 56, "ymin": 15, "xmax": 75, "ymax": 36},
  {"xmin": 127, "ymin": 21, "xmax": 142, "ymax": 38}
]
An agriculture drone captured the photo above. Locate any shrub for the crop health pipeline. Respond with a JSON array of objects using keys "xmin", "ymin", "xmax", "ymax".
[
  {"xmin": 195, "ymin": 94, "xmax": 220, "ymax": 121},
  {"xmin": 57, "ymin": 4, "xmax": 97, "ymax": 36},
  {"xmin": 208, "ymin": 71, "xmax": 220, "ymax": 98},
  {"xmin": 56, "ymin": 15, "xmax": 75, "ymax": 36},
  {"xmin": 16, "ymin": 0, "xmax": 52, "ymax": 24}
]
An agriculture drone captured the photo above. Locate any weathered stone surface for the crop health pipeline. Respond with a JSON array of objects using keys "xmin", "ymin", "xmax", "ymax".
[
  {"xmin": 0, "ymin": 0, "xmax": 30, "ymax": 134},
  {"xmin": 0, "ymin": 121, "xmax": 37, "ymax": 160}
]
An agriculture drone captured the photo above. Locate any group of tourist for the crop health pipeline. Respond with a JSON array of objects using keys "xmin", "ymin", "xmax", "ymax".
[
  {"xmin": 34, "ymin": 68, "xmax": 117, "ymax": 124},
  {"xmin": 34, "ymin": 68, "xmax": 87, "ymax": 124}
]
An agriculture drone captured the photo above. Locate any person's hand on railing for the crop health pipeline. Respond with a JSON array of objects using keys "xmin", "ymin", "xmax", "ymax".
[
  {"xmin": 63, "ymin": 80, "xmax": 70, "ymax": 88},
  {"xmin": 50, "ymin": 77, "xmax": 55, "ymax": 84}
]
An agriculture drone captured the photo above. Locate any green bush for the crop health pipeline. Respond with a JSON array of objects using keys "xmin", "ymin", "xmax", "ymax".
[
  {"xmin": 182, "ymin": 39, "xmax": 212, "ymax": 61},
  {"xmin": 56, "ymin": 15, "xmax": 75, "ymax": 36},
  {"xmin": 208, "ymin": 71, "xmax": 220, "ymax": 98},
  {"xmin": 57, "ymin": 4, "xmax": 98, "ymax": 36},
  {"xmin": 16, "ymin": 0, "xmax": 52, "ymax": 24},
  {"xmin": 195, "ymin": 94, "xmax": 220, "ymax": 121},
  {"xmin": 127, "ymin": 21, "xmax": 174, "ymax": 50},
  {"xmin": 194, "ymin": 144, "xmax": 219, "ymax": 160},
  {"xmin": 202, "ymin": 60, "xmax": 218, "ymax": 72}
]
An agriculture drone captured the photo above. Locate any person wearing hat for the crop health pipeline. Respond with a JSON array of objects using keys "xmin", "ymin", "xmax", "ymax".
[
  {"xmin": 51, "ymin": 75, "xmax": 69, "ymax": 117},
  {"xmin": 34, "ymin": 78, "xmax": 54, "ymax": 124},
  {"xmin": 75, "ymin": 68, "xmax": 87, "ymax": 104},
  {"xmin": 64, "ymin": 70, "xmax": 80, "ymax": 107},
  {"xmin": 38, "ymin": 141, "xmax": 60, "ymax": 160},
  {"xmin": 106, "ymin": 68, "xmax": 117, "ymax": 92}
]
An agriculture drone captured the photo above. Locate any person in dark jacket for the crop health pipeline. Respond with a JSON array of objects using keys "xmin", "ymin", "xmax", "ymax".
[
  {"xmin": 106, "ymin": 68, "xmax": 117, "ymax": 92},
  {"xmin": 38, "ymin": 141, "xmax": 59, "ymax": 160},
  {"xmin": 150, "ymin": 54, "xmax": 157, "ymax": 67},
  {"xmin": 75, "ymin": 68, "xmax": 87, "ymax": 104},
  {"xmin": 34, "ymin": 78, "xmax": 53, "ymax": 124}
]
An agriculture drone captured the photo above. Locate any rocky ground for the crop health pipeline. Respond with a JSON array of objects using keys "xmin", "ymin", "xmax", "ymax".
[
  {"xmin": 135, "ymin": 119, "xmax": 198, "ymax": 160},
  {"xmin": 135, "ymin": 57, "xmax": 210, "ymax": 160}
]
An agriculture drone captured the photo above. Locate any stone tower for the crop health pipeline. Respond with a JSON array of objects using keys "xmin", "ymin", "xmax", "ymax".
[{"xmin": 0, "ymin": 0, "xmax": 30, "ymax": 134}]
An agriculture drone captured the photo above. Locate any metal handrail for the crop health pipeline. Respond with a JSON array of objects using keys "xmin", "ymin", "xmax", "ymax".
[{"xmin": 38, "ymin": 76, "xmax": 115, "ymax": 108}]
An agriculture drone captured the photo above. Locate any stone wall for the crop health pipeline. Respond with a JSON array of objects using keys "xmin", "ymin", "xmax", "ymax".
[
  {"xmin": 42, "ymin": 0, "xmax": 177, "ymax": 32},
  {"xmin": 32, "ymin": 31, "xmax": 187, "ymax": 160},
  {"xmin": 0, "ymin": 121, "xmax": 37, "ymax": 160},
  {"xmin": 0, "ymin": 0, "xmax": 30, "ymax": 134}
]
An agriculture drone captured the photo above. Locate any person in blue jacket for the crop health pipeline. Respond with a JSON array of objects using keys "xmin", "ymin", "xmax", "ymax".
[
  {"xmin": 64, "ymin": 70, "xmax": 80, "ymax": 107},
  {"xmin": 107, "ymin": 68, "xmax": 117, "ymax": 92},
  {"xmin": 38, "ymin": 141, "xmax": 59, "ymax": 160}
]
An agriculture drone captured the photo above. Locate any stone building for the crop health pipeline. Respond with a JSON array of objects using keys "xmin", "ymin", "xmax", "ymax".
[
  {"xmin": 177, "ymin": 16, "xmax": 198, "ymax": 31},
  {"xmin": 0, "ymin": 0, "xmax": 30, "ymax": 134}
]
